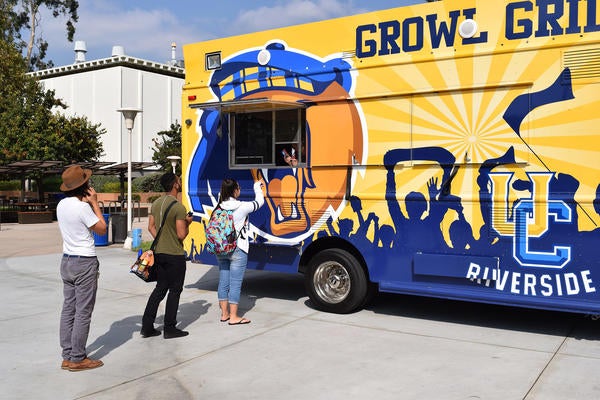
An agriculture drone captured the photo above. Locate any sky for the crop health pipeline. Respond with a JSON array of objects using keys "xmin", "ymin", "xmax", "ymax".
[{"xmin": 39, "ymin": 0, "xmax": 425, "ymax": 67}]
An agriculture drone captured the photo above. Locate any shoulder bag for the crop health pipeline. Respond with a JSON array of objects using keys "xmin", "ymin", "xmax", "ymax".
[{"xmin": 130, "ymin": 199, "xmax": 177, "ymax": 282}]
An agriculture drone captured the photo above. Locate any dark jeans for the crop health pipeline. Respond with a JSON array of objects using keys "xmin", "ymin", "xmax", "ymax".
[{"xmin": 142, "ymin": 253, "xmax": 186, "ymax": 331}]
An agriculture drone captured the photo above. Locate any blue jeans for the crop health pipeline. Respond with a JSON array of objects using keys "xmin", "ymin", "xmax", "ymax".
[{"xmin": 216, "ymin": 248, "xmax": 248, "ymax": 304}]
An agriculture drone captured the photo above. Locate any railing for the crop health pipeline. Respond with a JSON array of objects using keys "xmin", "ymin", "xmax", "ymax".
[{"xmin": 120, "ymin": 199, "xmax": 141, "ymax": 222}]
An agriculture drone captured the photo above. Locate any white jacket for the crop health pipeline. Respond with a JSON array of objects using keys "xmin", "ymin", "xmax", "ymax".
[{"xmin": 218, "ymin": 181, "xmax": 264, "ymax": 253}]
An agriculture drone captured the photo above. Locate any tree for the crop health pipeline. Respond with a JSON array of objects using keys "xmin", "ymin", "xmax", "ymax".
[
  {"xmin": 0, "ymin": 35, "xmax": 104, "ymax": 164},
  {"xmin": 41, "ymin": 113, "xmax": 105, "ymax": 161},
  {"xmin": 1, "ymin": 0, "xmax": 22, "ymax": 44},
  {"xmin": 11, "ymin": 0, "xmax": 79, "ymax": 70},
  {"xmin": 0, "ymin": 32, "xmax": 104, "ymax": 198},
  {"xmin": 152, "ymin": 122, "xmax": 182, "ymax": 174},
  {"xmin": 0, "ymin": 33, "xmax": 59, "ymax": 163}
]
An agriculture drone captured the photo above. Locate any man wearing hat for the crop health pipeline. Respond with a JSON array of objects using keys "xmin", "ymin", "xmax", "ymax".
[{"xmin": 56, "ymin": 165, "xmax": 107, "ymax": 371}]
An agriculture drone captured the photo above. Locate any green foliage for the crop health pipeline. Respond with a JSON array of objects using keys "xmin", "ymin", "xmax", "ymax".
[
  {"xmin": 133, "ymin": 173, "xmax": 163, "ymax": 192},
  {"xmin": 147, "ymin": 195, "xmax": 161, "ymax": 204},
  {"xmin": 152, "ymin": 123, "xmax": 182, "ymax": 175},
  {"xmin": 0, "ymin": 180, "xmax": 20, "ymax": 190},
  {"xmin": 41, "ymin": 175, "xmax": 61, "ymax": 191},
  {"xmin": 0, "ymin": 39, "xmax": 59, "ymax": 166},
  {"xmin": 0, "ymin": 33, "xmax": 104, "ymax": 176},
  {"xmin": 133, "ymin": 241, "xmax": 153, "ymax": 252},
  {"xmin": 0, "ymin": 3, "xmax": 102, "ymax": 201},
  {"xmin": 103, "ymin": 181, "xmax": 124, "ymax": 193},
  {"xmin": 90, "ymin": 175, "xmax": 117, "ymax": 192},
  {"xmin": 11, "ymin": 0, "xmax": 79, "ymax": 71},
  {"xmin": 37, "ymin": 113, "xmax": 105, "ymax": 162},
  {"xmin": 90, "ymin": 174, "xmax": 162, "ymax": 196},
  {"xmin": 1, "ymin": 1, "xmax": 22, "ymax": 45}
]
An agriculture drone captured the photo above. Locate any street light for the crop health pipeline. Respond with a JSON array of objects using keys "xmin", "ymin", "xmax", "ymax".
[
  {"xmin": 167, "ymin": 155, "xmax": 181, "ymax": 174},
  {"xmin": 117, "ymin": 107, "xmax": 142, "ymax": 250}
]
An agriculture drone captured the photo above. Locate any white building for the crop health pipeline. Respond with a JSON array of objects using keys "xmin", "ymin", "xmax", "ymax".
[{"xmin": 29, "ymin": 42, "xmax": 185, "ymax": 166}]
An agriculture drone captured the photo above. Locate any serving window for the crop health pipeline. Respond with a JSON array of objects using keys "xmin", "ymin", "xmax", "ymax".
[
  {"xmin": 189, "ymin": 98, "xmax": 307, "ymax": 168},
  {"xmin": 229, "ymin": 106, "xmax": 306, "ymax": 168}
]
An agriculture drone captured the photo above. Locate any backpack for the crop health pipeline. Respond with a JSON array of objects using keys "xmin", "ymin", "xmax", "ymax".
[{"xmin": 205, "ymin": 206, "xmax": 238, "ymax": 255}]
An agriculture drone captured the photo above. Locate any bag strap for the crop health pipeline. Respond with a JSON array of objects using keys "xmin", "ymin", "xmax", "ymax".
[{"xmin": 150, "ymin": 199, "xmax": 177, "ymax": 251}]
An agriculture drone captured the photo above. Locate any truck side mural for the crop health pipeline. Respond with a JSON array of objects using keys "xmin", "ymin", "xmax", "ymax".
[{"xmin": 182, "ymin": 0, "xmax": 600, "ymax": 314}]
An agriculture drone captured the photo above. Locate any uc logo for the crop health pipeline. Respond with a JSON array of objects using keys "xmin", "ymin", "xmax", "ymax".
[{"xmin": 489, "ymin": 171, "xmax": 572, "ymax": 268}]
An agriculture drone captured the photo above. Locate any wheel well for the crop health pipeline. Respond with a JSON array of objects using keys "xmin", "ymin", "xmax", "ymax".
[{"xmin": 298, "ymin": 237, "xmax": 369, "ymax": 280}]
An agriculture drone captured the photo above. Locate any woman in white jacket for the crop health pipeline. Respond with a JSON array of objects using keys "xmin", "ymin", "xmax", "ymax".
[{"xmin": 215, "ymin": 178, "xmax": 264, "ymax": 325}]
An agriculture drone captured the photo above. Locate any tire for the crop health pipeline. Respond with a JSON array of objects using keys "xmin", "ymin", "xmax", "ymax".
[{"xmin": 304, "ymin": 248, "xmax": 369, "ymax": 314}]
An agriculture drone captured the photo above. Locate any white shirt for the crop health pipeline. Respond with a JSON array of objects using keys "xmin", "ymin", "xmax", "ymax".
[
  {"xmin": 57, "ymin": 196, "xmax": 100, "ymax": 256},
  {"xmin": 219, "ymin": 181, "xmax": 264, "ymax": 253}
]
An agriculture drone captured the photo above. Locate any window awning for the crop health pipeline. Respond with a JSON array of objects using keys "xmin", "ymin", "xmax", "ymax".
[{"xmin": 189, "ymin": 98, "xmax": 305, "ymax": 113}]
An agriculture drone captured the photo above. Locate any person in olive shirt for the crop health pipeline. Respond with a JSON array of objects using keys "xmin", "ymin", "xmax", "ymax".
[{"xmin": 141, "ymin": 172, "xmax": 193, "ymax": 339}]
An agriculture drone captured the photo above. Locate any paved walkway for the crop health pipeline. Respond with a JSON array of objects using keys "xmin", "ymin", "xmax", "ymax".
[{"xmin": 1, "ymin": 220, "xmax": 600, "ymax": 399}]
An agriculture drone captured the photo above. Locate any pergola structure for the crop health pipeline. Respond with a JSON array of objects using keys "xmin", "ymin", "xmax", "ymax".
[
  {"xmin": 0, "ymin": 160, "xmax": 64, "ymax": 202},
  {"xmin": 0, "ymin": 160, "xmax": 158, "ymax": 202}
]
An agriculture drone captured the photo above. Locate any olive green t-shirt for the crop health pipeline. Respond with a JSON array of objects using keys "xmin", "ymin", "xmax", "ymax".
[{"xmin": 150, "ymin": 195, "xmax": 187, "ymax": 255}]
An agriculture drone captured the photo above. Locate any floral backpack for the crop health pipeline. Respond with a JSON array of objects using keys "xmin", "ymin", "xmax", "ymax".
[{"xmin": 205, "ymin": 206, "xmax": 238, "ymax": 255}]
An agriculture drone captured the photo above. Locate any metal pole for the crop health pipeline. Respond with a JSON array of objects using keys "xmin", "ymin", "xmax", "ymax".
[
  {"xmin": 127, "ymin": 127, "xmax": 133, "ymax": 238},
  {"xmin": 117, "ymin": 107, "xmax": 141, "ymax": 250}
]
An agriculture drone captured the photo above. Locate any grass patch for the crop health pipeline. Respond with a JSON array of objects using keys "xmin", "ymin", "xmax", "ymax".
[{"xmin": 133, "ymin": 241, "xmax": 153, "ymax": 252}]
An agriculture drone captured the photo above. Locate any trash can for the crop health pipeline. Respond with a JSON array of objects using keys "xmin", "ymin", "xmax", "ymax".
[
  {"xmin": 111, "ymin": 212, "xmax": 128, "ymax": 244},
  {"xmin": 93, "ymin": 213, "xmax": 110, "ymax": 246},
  {"xmin": 132, "ymin": 228, "xmax": 142, "ymax": 249}
]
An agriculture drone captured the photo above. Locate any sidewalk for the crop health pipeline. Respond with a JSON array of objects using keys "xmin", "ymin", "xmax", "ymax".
[
  {"xmin": 1, "ymin": 220, "xmax": 600, "ymax": 399},
  {"xmin": 0, "ymin": 215, "xmax": 153, "ymax": 257}
]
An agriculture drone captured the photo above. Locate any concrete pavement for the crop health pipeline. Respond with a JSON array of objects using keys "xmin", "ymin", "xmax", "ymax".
[{"xmin": 1, "ymin": 219, "xmax": 600, "ymax": 399}]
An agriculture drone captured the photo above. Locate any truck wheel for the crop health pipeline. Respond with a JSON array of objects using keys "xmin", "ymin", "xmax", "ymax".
[{"xmin": 305, "ymin": 248, "xmax": 368, "ymax": 314}]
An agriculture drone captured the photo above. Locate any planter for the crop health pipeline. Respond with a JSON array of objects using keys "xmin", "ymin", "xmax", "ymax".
[{"xmin": 18, "ymin": 211, "xmax": 53, "ymax": 224}]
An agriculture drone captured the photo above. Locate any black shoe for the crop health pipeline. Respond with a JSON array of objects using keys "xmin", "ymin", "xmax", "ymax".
[
  {"xmin": 140, "ymin": 328, "xmax": 161, "ymax": 338},
  {"xmin": 163, "ymin": 328, "xmax": 189, "ymax": 339}
]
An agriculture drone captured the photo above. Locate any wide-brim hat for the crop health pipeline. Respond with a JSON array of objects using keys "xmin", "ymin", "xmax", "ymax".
[{"xmin": 60, "ymin": 165, "xmax": 93, "ymax": 191}]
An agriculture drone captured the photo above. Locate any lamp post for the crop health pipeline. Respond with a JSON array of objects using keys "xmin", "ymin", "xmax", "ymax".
[
  {"xmin": 167, "ymin": 155, "xmax": 181, "ymax": 174},
  {"xmin": 117, "ymin": 107, "xmax": 142, "ymax": 250}
]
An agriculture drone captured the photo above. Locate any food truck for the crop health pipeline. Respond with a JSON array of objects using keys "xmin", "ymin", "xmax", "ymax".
[{"xmin": 180, "ymin": 0, "xmax": 600, "ymax": 314}]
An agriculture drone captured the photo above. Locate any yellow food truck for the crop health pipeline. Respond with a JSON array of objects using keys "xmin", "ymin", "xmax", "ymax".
[{"xmin": 180, "ymin": 0, "xmax": 600, "ymax": 314}]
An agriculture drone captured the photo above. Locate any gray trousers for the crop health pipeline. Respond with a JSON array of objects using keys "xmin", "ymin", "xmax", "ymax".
[{"xmin": 59, "ymin": 255, "xmax": 99, "ymax": 362}]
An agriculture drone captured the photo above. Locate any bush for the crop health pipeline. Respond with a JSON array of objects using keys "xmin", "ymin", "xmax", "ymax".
[
  {"xmin": 147, "ymin": 195, "xmax": 161, "ymax": 203},
  {"xmin": 0, "ymin": 180, "xmax": 20, "ymax": 190},
  {"xmin": 41, "ymin": 176, "xmax": 62, "ymax": 192},
  {"xmin": 90, "ymin": 175, "xmax": 126, "ymax": 193},
  {"xmin": 134, "ymin": 241, "xmax": 153, "ymax": 252},
  {"xmin": 103, "ymin": 181, "xmax": 124, "ymax": 193},
  {"xmin": 134, "ymin": 173, "xmax": 163, "ymax": 192}
]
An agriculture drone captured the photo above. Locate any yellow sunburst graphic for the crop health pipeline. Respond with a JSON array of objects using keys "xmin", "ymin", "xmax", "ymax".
[{"xmin": 355, "ymin": 42, "xmax": 600, "ymax": 244}]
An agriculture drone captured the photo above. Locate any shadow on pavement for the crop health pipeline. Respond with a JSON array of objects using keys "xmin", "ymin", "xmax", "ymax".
[
  {"xmin": 87, "ymin": 299, "xmax": 210, "ymax": 359},
  {"xmin": 362, "ymin": 292, "xmax": 600, "ymax": 340},
  {"xmin": 186, "ymin": 266, "xmax": 306, "ymax": 302},
  {"xmin": 189, "ymin": 267, "xmax": 600, "ymax": 340}
]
